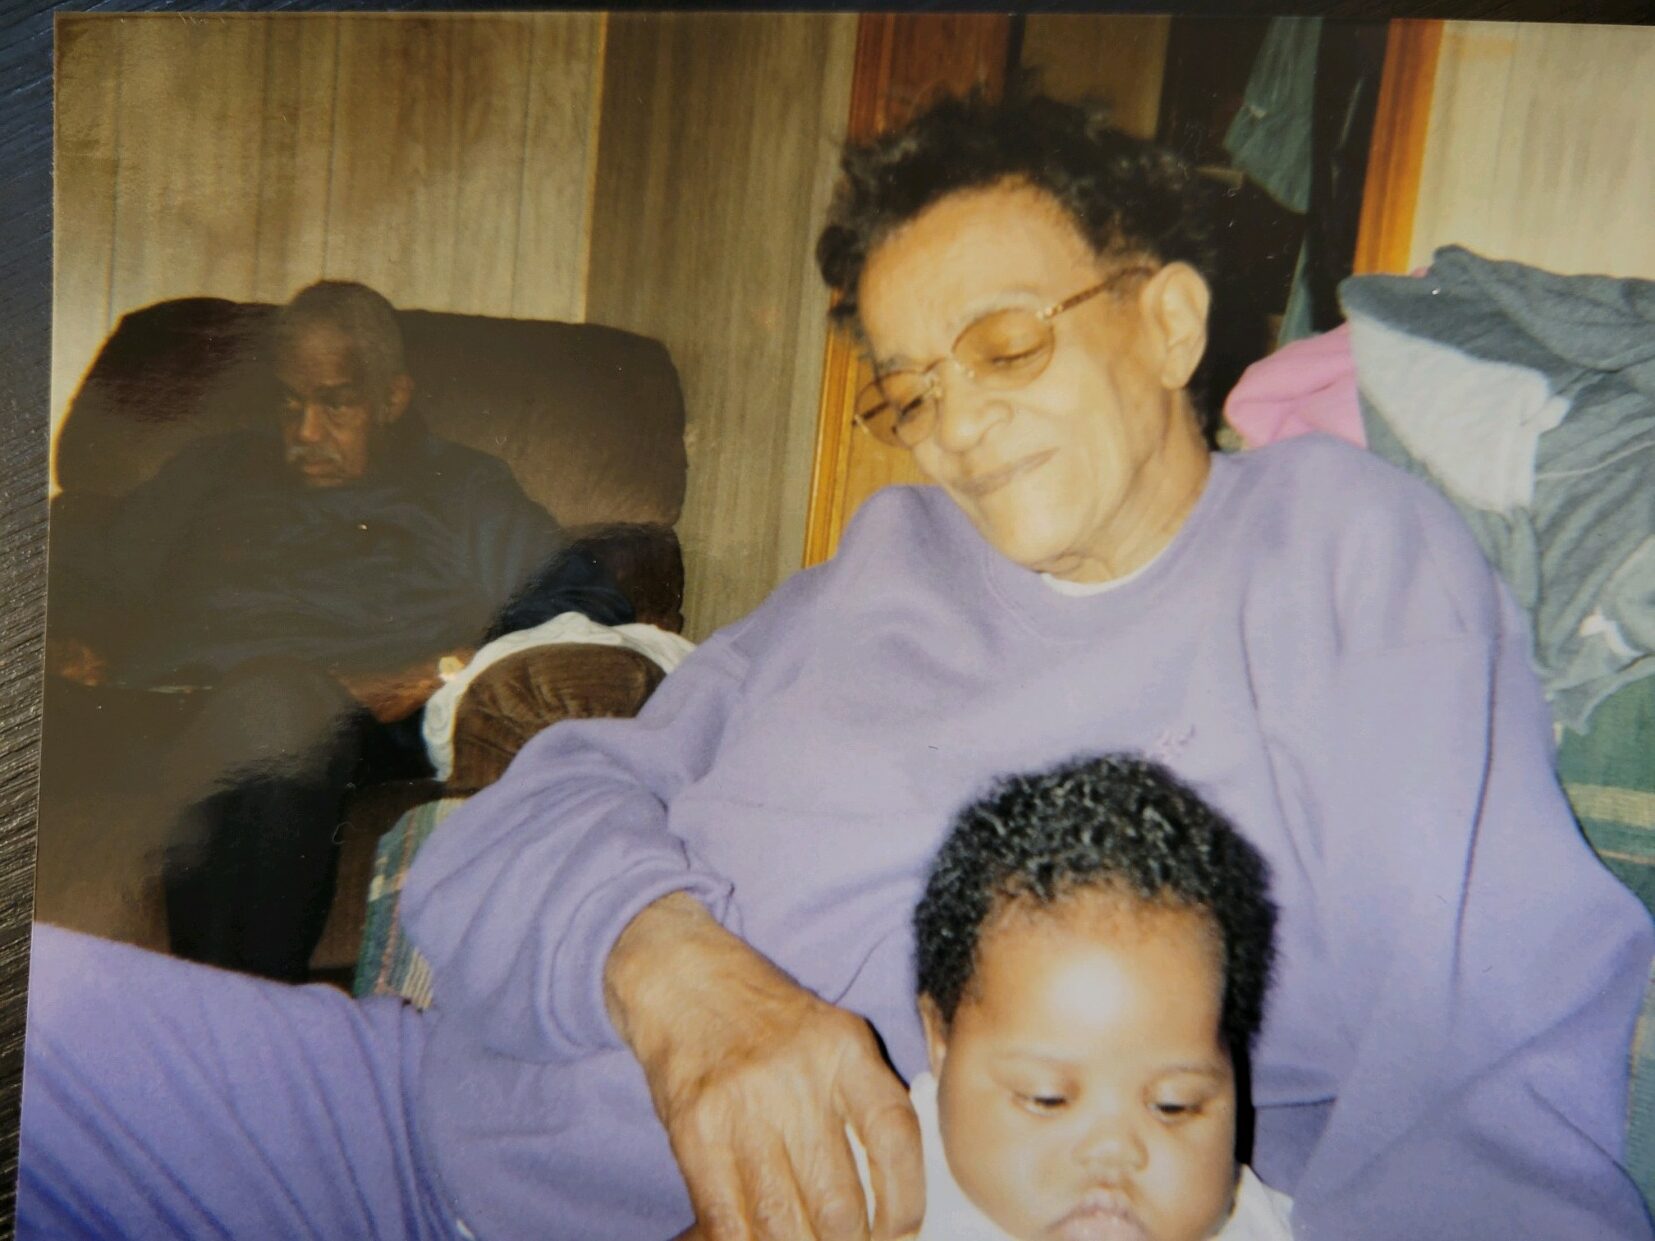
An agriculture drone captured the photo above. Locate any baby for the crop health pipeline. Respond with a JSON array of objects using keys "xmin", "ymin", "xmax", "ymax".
[{"xmin": 900, "ymin": 752, "xmax": 1293, "ymax": 1241}]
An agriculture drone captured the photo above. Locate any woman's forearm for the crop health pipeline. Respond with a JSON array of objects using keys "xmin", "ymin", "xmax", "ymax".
[{"xmin": 604, "ymin": 891, "xmax": 737, "ymax": 1057}]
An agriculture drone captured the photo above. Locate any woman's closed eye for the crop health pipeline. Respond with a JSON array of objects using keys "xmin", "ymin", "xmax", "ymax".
[{"xmin": 982, "ymin": 344, "xmax": 1043, "ymax": 370}]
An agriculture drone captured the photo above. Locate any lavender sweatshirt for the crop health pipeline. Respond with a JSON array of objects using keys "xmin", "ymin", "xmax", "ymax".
[{"xmin": 402, "ymin": 436, "xmax": 1653, "ymax": 1240}]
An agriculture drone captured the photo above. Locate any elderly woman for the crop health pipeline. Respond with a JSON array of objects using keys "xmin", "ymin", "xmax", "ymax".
[{"xmin": 19, "ymin": 92, "xmax": 1653, "ymax": 1241}]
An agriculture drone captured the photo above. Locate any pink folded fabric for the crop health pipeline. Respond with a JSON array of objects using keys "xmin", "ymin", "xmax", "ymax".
[{"xmin": 1224, "ymin": 322, "xmax": 1365, "ymax": 449}]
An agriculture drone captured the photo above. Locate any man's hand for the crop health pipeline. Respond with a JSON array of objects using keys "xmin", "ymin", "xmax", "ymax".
[
  {"xmin": 46, "ymin": 636, "xmax": 109, "ymax": 687},
  {"xmin": 606, "ymin": 892, "xmax": 924, "ymax": 1241},
  {"xmin": 336, "ymin": 646, "xmax": 475, "ymax": 723}
]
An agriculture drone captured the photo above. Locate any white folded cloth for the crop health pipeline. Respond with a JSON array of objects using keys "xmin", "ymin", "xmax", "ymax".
[{"xmin": 421, "ymin": 611, "xmax": 696, "ymax": 779}]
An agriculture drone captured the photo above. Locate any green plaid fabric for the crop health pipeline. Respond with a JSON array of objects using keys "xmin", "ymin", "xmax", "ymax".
[
  {"xmin": 1626, "ymin": 959, "xmax": 1655, "ymax": 1217},
  {"xmin": 1557, "ymin": 673, "xmax": 1655, "ymax": 1215},
  {"xmin": 353, "ymin": 797, "xmax": 467, "ymax": 1007},
  {"xmin": 1561, "ymin": 676, "xmax": 1655, "ymax": 918}
]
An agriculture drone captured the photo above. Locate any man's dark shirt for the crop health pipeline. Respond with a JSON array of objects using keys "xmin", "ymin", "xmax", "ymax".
[{"xmin": 53, "ymin": 413, "xmax": 629, "ymax": 688}]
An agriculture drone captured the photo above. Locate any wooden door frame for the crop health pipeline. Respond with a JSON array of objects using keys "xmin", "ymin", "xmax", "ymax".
[
  {"xmin": 801, "ymin": 13, "xmax": 1014, "ymax": 567},
  {"xmin": 1353, "ymin": 19, "xmax": 1444, "ymax": 275}
]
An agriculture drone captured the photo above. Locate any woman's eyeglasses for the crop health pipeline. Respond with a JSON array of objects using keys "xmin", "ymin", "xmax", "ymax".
[{"xmin": 853, "ymin": 264, "xmax": 1154, "ymax": 449}]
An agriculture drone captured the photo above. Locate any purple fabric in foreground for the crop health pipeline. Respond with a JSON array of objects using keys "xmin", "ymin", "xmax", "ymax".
[
  {"xmin": 402, "ymin": 436, "xmax": 1653, "ymax": 1239},
  {"xmin": 17, "ymin": 925, "xmax": 458, "ymax": 1241}
]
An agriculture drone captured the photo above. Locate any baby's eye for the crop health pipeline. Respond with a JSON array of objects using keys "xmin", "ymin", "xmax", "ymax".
[
  {"xmin": 1016, "ymin": 1092, "xmax": 1069, "ymax": 1115},
  {"xmin": 1151, "ymin": 1099, "xmax": 1204, "ymax": 1122}
]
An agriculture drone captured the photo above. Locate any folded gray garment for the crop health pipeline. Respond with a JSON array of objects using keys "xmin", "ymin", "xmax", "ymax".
[{"xmin": 1341, "ymin": 245, "xmax": 1655, "ymax": 733}]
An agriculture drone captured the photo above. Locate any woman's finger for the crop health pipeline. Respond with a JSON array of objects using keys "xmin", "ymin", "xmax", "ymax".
[
  {"xmin": 795, "ymin": 1118, "xmax": 876, "ymax": 1241},
  {"xmin": 672, "ymin": 1137, "xmax": 756, "ymax": 1241},
  {"xmin": 839, "ymin": 1058, "xmax": 924, "ymax": 1241},
  {"xmin": 737, "ymin": 1128, "xmax": 833, "ymax": 1241}
]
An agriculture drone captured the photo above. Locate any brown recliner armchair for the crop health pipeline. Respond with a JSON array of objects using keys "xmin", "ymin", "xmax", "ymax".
[{"xmin": 39, "ymin": 296, "xmax": 690, "ymax": 978}]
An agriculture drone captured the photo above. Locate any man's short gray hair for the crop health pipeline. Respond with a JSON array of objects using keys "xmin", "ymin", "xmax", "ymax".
[{"xmin": 274, "ymin": 281, "xmax": 408, "ymax": 398}]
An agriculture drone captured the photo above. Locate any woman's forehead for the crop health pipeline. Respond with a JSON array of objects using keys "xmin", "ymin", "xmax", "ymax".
[{"xmin": 858, "ymin": 182, "xmax": 1099, "ymax": 357}]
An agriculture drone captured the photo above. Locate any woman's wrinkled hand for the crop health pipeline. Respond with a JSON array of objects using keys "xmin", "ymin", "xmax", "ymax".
[{"xmin": 607, "ymin": 892, "xmax": 925, "ymax": 1241}]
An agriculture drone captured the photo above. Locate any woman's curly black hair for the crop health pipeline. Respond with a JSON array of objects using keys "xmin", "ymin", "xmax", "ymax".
[
  {"xmin": 813, "ymin": 85, "xmax": 1223, "ymax": 430},
  {"xmin": 914, "ymin": 753, "xmax": 1277, "ymax": 1056},
  {"xmin": 815, "ymin": 85, "xmax": 1218, "ymax": 338}
]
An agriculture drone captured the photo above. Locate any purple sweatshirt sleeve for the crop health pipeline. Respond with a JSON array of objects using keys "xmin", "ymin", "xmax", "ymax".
[
  {"xmin": 397, "ymin": 627, "xmax": 751, "ymax": 1063},
  {"xmin": 1273, "ymin": 586, "xmax": 1654, "ymax": 1237}
]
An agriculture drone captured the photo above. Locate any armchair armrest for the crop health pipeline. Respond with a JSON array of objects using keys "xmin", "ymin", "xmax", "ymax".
[{"xmin": 448, "ymin": 641, "xmax": 666, "ymax": 793}]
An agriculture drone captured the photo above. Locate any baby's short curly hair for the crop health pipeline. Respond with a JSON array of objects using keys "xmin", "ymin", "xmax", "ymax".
[{"xmin": 914, "ymin": 753, "xmax": 1277, "ymax": 1055}]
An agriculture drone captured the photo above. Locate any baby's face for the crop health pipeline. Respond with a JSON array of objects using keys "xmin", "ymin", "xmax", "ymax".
[{"xmin": 922, "ymin": 896, "xmax": 1238, "ymax": 1241}]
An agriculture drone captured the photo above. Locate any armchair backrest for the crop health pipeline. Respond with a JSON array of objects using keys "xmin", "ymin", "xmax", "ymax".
[{"xmin": 55, "ymin": 297, "xmax": 688, "ymax": 531}]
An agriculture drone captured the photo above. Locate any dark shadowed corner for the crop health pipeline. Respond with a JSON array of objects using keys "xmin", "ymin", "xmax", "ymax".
[{"xmin": 0, "ymin": 2, "xmax": 55, "ymax": 1234}]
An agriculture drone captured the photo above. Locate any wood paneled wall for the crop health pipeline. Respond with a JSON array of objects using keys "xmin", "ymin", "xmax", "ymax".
[
  {"xmin": 55, "ymin": 11, "xmax": 855, "ymax": 638},
  {"xmin": 587, "ymin": 13, "xmax": 856, "ymax": 637},
  {"xmin": 1407, "ymin": 21, "xmax": 1655, "ymax": 277},
  {"xmin": 53, "ymin": 12, "xmax": 605, "ymax": 437},
  {"xmin": 1017, "ymin": 15, "xmax": 1170, "ymax": 140}
]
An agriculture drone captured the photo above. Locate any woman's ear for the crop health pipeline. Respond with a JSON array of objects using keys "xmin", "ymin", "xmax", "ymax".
[
  {"xmin": 1140, "ymin": 262, "xmax": 1210, "ymax": 391},
  {"xmin": 918, "ymin": 994, "xmax": 949, "ymax": 1077}
]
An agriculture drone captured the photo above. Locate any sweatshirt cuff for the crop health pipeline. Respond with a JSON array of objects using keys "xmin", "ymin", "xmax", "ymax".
[{"xmin": 558, "ymin": 861, "xmax": 736, "ymax": 1054}]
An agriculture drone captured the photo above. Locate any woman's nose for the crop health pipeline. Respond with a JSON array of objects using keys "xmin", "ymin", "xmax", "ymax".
[{"xmin": 930, "ymin": 367, "xmax": 1012, "ymax": 454}]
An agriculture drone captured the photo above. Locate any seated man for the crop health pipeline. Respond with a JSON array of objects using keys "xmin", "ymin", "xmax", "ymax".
[{"xmin": 42, "ymin": 280, "xmax": 630, "ymax": 981}]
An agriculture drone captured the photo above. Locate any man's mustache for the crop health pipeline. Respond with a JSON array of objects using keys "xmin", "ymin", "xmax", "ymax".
[{"xmin": 285, "ymin": 444, "xmax": 345, "ymax": 468}]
